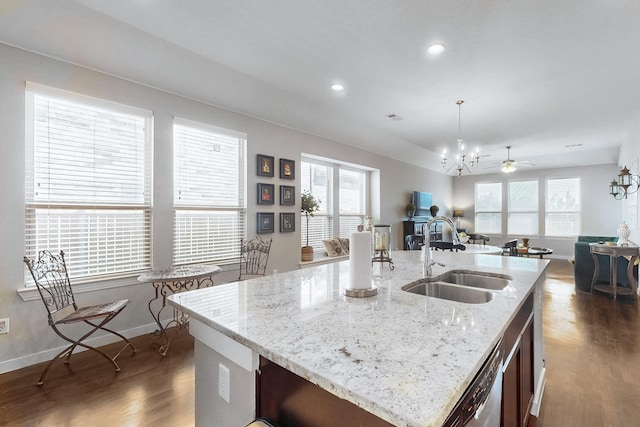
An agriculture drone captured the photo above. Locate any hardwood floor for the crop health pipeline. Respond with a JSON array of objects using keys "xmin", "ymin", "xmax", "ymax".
[
  {"xmin": 0, "ymin": 329, "xmax": 196, "ymax": 427},
  {"xmin": 536, "ymin": 259, "xmax": 640, "ymax": 427},
  {"xmin": 1, "ymin": 260, "xmax": 638, "ymax": 426}
]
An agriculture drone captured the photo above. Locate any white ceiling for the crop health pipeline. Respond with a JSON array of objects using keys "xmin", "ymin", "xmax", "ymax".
[{"xmin": 2, "ymin": 0, "xmax": 639, "ymax": 174}]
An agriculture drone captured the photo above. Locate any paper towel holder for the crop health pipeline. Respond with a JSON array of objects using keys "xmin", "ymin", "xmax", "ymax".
[{"xmin": 345, "ymin": 287, "xmax": 378, "ymax": 298}]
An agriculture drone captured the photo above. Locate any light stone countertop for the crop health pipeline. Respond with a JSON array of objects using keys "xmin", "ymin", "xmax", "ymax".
[{"xmin": 168, "ymin": 250, "xmax": 548, "ymax": 427}]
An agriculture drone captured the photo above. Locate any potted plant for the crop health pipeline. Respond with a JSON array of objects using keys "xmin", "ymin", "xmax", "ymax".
[
  {"xmin": 405, "ymin": 202, "xmax": 416, "ymax": 220},
  {"xmin": 301, "ymin": 190, "xmax": 320, "ymax": 261}
]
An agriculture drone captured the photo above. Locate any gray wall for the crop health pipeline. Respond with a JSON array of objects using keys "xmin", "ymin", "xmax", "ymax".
[
  {"xmin": 0, "ymin": 44, "xmax": 452, "ymax": 372},
  {"xmin": 451, "ymin": 164, "xmax": 623, "ymax": 258},
  {"xmin": 619, "ymin": 118, "xmax": 640, "ymax": 243}
]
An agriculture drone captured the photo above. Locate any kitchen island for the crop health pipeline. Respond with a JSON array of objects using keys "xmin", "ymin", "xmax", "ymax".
[{"xmin": 168, "ymin": 250, "xmax": 547, "ymax": 426}]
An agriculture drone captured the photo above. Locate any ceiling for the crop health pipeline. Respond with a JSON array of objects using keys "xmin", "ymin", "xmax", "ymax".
[{"xmin": 2, "ymin": 0, "xmax": 639, "ymax": 174}]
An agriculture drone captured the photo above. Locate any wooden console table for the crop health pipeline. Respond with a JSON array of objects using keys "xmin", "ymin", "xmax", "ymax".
[{"xmin": 590, "ymin": 243, "xmax": 638, "ymax": 300}]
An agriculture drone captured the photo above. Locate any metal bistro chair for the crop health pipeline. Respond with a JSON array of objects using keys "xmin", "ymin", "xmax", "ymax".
[
  {"xmin": 23, "ymin": 250, "xmax": 137, "ymax": 386},
  {"xmin": 239, "ymin": 236, "xmax": 273, "ymax": 280},
  {"xmin": 468, "ymin": 233, "xmax": 490, "ymax": 245},
  {"xmin": 502, "ymin": 239, "xmax": 519, "ymax": 256}
]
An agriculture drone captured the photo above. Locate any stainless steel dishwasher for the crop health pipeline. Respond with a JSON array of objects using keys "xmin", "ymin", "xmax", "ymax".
[{"xmin": 444, "ymin": 339, "xmax": 504, "ymax": 427}]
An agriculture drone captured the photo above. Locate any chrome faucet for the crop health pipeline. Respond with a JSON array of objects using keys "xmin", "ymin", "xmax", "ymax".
[{"xmin": 423, "ymin": 216, "xmax": 463, "ymax": 276}]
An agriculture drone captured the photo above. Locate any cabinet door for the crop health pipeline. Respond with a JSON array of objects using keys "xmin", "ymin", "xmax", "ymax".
[{"xmin": 501, "ymin": 313, "xmax": 534, "ymax": 427}]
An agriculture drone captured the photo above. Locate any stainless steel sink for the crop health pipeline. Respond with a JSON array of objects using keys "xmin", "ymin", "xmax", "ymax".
[
  {"xmin": 402, "ymin": 281, "xmax": 494, "ymax": 304},
  {"xmin": 439, "ymin": 270, "xmax": 512, "ymax": 290}
]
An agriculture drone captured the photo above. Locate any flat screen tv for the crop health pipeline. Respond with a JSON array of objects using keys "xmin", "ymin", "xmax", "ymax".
[{"xmin": 412, "ymin": 191, "xmax": 432, "ymax": 216}]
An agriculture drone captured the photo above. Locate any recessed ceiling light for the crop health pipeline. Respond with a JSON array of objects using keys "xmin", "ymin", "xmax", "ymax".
[
  {"xmin": 331, "ymin": 84, "xmax": 344, "ymax": 92},
  {"xmin": 428, "ymin": 44, "xmax": 445, "ymax": 55}
]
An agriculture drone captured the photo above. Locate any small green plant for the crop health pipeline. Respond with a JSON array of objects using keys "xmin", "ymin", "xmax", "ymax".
[{"xmin": 301, "ymin": 190, "xmax": 320, "ymax": 247}]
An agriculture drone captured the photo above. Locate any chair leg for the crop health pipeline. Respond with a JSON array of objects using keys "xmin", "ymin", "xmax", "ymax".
[
  {"xmin": 36, "ymin": 344, "xmax": 75, "ymax": 386},
  {"xmin": 85, "ymin": 320, "xmax": 138, "ymax": 357}
]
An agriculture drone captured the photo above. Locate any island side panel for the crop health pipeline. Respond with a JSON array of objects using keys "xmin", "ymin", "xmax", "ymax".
[{"xmin": 191, "ymin": 319, "xmax": 259, "ymax": 427}]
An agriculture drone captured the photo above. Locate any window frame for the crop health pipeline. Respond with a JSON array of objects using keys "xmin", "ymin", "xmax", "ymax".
[
  {"xmin": 24, "ymin": 82, "xmax": 153, "ymax": 286},
  {"xmin": 507, "ymin": 179, "xmax": 539, "ymax": 236},
  {"xmin": 474, "ymin": 181, "xmax": 503, "ymax": 234},
  {"xmin": 545, "ymin": 177, "xmax": 581, "ymax": 237},
  {"xmin": 172, "ymin": 117, "xmax": 247, "ymax": 266}
]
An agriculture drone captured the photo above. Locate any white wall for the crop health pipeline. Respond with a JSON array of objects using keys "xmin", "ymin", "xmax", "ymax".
[
  {"xmin": 618, "ymin": 117, "xmax": 640, "ymax": 243},
  {"xmin": 451, "ymin": 164, "xmax": 623, "ymax": 259},
  {"xmin": 0, "ymin": 44, "xmax": 452, "ymax": 372}
]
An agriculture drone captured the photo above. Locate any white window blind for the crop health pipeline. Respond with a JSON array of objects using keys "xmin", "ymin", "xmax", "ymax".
[
  {"xmin": 301, "ymin": 161, "xmax": 333, "ymax": 251},
  {"xmin": 173, "ymin": 119, "xmax": 246, "ymax": 265},
  {"xmin": 508, "ymin": 180, "xmax": 539, "ymax": 235},
  {"xmin": 339, "ymin": 168, "xmax": 367, "ymax": 237},
  {"xmin": 25, "ymin": 84, "xmax": 152, "ymax": 283},
  {"xmin": 475, "ymin": 182, "xmax": 502, "ymax": 233},
  {"xmin": 546, "ymin": 177, "xmax": 580, "ymax": 236}
]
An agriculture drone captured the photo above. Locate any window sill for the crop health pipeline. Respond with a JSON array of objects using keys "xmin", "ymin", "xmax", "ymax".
[
  {"xmin": 299, "ymin": 254, "xmax": 348, "ymax": 269},
  {"xmin": 18, "ymin": 262, "xmax": 239, "ymax": 302}
]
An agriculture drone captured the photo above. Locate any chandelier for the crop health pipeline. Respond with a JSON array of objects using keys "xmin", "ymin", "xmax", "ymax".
[
  {"xmin": 609, "ymin": 166, "xmax": 640, "ymax": 199},
  {"xmin": 441, "ymin": 100, "xmax": 480, "ymax": 177}
]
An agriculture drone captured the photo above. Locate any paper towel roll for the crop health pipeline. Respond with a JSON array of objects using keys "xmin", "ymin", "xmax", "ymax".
[{"xmin": 349, "ymin": 231, "xmax": 372, "ymax": 290}]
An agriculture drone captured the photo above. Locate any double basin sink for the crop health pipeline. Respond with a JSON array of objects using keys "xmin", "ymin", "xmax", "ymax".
[{"xmin": 401, "ymin": 270, "xmax": 512, "ymax": 304}]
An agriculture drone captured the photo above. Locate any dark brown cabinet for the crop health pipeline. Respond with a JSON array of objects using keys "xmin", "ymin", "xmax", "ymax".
[
  {"xmin": 403, "ymin": 219, "xmax": 442, "ymax": 249},
  {"xmin": 502, "ymin": 294, "xmax": 535, "ymax": 427}
]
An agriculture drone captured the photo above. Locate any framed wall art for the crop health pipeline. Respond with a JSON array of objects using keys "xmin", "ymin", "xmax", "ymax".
[
  {"xmin": 257, "ymin": 154, "xmax": 275, "ymax": 177},
  {"xmin": 280, "ymin": 212, "xmax": 295, "ymax": 232},
  {"xmin": 257, "ymin": 212, "xmax": 274, "ymax": 234},
  {"xmin": 257, "ymin": 183, "xmax": 275, "ymax": 205},
  {"xmin": 279, "ymin": 158, "xmax": 295, "ymax": 180},
  {"xmin": 280, "ymin": 185, "xmax": 295, "ymax": 206}
]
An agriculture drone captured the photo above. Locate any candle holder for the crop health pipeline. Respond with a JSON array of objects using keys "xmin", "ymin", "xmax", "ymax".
[{"xmin": 372, "ymin": 224, "xmax": 394, "ymax": 271}]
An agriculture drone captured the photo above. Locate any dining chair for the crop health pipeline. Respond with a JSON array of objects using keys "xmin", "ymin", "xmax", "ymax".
[
  {"xmin": 502, "ymin": 239, "xmax": 519, "ymax": 256},
  {"xmin": 468, "ymin": 233, "xmax": 490, "ymax": 245},
  {"xmin": 239, "ymin": 236, "xmax": 273, "ymax": 280},
  {"xmin": 405, "ymin": 234, "xmax": 422, "ymax": 250},
  {"xmin": 23, "ymin": 250, "xmax": 137, "ymax": 386}
]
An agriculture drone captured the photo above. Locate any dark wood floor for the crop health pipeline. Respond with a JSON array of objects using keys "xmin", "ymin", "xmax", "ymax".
[{"xmin": 1, "ymin": 260, "xmax": 638, "ymax": 426}]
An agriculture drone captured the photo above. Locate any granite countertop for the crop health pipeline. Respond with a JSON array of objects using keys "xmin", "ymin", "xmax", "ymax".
[{"xmin": 168, "ymin": 250, "xmax": 548, "ymax": 427}]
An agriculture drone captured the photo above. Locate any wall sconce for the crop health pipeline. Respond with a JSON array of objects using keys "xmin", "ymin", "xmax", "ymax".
[
  {"xmin": 453, "ymin": 209, "xmax": 464, "ymax": 229},
  {"xmin": 610, "ymin": 166, "xmax": 640, "ymax": 200}
]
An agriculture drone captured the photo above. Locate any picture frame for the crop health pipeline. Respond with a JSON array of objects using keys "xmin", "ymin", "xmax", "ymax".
[
  {"xmin": 257, "ymin": 183, "xmax": 275, "ymax": 205},
  {"xmin": 280, "ymin": 185, "xmax": 295, "ymax": 206},
  {"xmin": 280, "ymin": 212, "xmax": 295, "ymax": 232},
  {"xmin": 279, "ymin": 158, "xmax": 295, "ymax": 180},
  {"xmin": 257, "ymin": 154, "xmax": 275, "ymax": 177},
  {"xmin": 257, "ymin": 212, "xmax": 275, "ymax": 234}
]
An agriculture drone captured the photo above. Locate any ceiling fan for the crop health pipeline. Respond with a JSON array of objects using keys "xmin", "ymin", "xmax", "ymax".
[{"xmin": 494, "ymin": 146, "xmax": 535, "ymax": 174}]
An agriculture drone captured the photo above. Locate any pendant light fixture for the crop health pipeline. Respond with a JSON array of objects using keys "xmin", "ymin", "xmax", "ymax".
[{"xmin": 441, "ymin": 100, "xmax": 480, "ymax": 177}]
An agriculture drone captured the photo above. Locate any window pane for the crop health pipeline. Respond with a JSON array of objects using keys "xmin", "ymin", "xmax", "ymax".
[
  {"xmin": 475, "ymin": 182, "xmax": 502, "ymax": 233},
  {"xmin": 476, "ymin": 213, "xmax": 501, "ymax": 234},
  {"xmin": 509, "ymin": 181, "xmax": 538, "ymax": 212},
  {"xmin": 508, "ymin": 213, "xmax": 538, "ymax": 235},
  {"xmin": 339, "ymin": 169, "xmax": 365, "ymax": 215},
  {"xmin": 546, "ymin": 178, "xmax": 580, "ymax": 236},
  {"xmin": 173, "ymin": 120, "xmax": 246, "ymax": 264},
  {"xmin": 508, "ymin": 180, "xmax": 538, "ymax": 235},
  {"xmin": 547, "ymin": 178, "xmax": 580, "ymax": 211},
  {"xmin": 301, "ymin": 214, "xmax": 333, "ymax": 251},
  {"xmin": 339, "ymin": 215, "xmax": 366, "ymax": 238},
  {"xmin": 476, "ymin": 182, "xmax": 502, "ymax": 211}
]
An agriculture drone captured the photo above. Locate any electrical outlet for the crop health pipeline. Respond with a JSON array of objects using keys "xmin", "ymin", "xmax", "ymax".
[
  {"xmin": 219, "ymin": 363, "xmax": 230, "ymax": 403},
  {"xmin": 0, "ymin": 318, "xmax": 9, "ymax": 334},
  {"xmin": 272, "ymin": 269, "xmax": 278, "ymax": 275}
]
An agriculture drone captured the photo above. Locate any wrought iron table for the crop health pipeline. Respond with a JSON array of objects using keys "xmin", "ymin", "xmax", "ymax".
[
  {"xmin": 590, "ymin": 243, "xmax": 638, "ymax": 300},
  {"xmin": 137, "ymin": 264, "xmax": 221, "ymax": 356}
]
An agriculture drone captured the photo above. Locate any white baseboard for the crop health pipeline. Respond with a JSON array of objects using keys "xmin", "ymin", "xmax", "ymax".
[
  {"xmin": 0, "ymin": 322, "xmax": 158, "ymax": 374},
  {"xmin": 531, "ymin": 366, "xmax": 546, "ymax": 417}
]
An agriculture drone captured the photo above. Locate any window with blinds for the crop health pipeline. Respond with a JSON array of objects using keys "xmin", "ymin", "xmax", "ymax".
[
  {"xmin": 339, "ymin": 168, "xmax": 367, "ymax": 237},
  {"xmin": 300, "ymin": 161, "xmax": 333, "ymax": 251},
  {"xmin": 508, "ymin": 180, "xmax": 539, "ymax": 235},
  {"xmin": 25, "ymin": 84, "xmax": 152, "ymax": 283},
  {"xmin": 545, "ymin": 177, "xmax": 580, "ymax": 236},
  {"xmin": 475, "ymin": 182, "xmax": 502, "ymax": 233},
  {"xmin": 301, "ymin": 157, "xmax": 369, "ymax": 252},
  {"xmin": 173, "ymin": 119, "xmax": 246, "ymax": 265}
]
